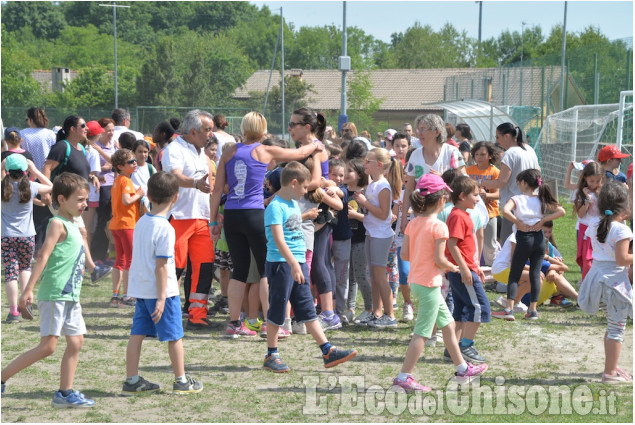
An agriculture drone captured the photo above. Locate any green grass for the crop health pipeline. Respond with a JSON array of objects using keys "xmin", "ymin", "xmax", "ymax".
[{"xmin": 0, "ymin": 199, "xmax": 632, "ymax": 422}]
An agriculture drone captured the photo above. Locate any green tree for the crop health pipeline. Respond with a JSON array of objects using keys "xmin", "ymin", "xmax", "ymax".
[
  {"xmin": 347, "ymin": 71, "xmax": 383, "ymax": 133},
  {"xmin": 1, "ymin": 1, "xmax": 66, "ymax": 39}
]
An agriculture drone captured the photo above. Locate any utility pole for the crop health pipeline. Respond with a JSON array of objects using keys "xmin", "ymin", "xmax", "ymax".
[
  {"xmin": 338, "ymin": 1, "xmax": 351, "ymax": 133},
  {"xmin": 99, "ymin": 2, "xmax": 130, "ymax": 109},
  {"xmin": 560, "ymin": 1, "xmax": 567, "ymax": 111},
  {"xmin": 477, "ymin": 1, "xmax": 482, "ymax": 46},
  {"xmin": 280, "ymin": 7, "xmax": 285, "ymax": 140}
]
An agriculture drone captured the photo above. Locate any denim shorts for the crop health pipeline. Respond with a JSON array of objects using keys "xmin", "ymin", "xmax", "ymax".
[
  {"xmin": 266, "ymin": 261, "xmax": 318, "ymax": 326},
  {"xmin": 130, "ymin": 296, "xmax": 184, "ymax": 342}
]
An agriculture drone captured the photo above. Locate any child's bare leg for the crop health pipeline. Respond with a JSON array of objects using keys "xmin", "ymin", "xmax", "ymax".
[
  {"xmin": 266, "ymin": 322, "xmax": 281, "ymax": 349},
  {"xmin": 122, "ymin": 270, "xmax": 130, "ymax": 297},
  {"xmin": 220, "ymin": 269, "xmax": 230, "ymax": 296},
  {"xmin": 112, "ymin": 268, "xmax": 122, "ymax": 294},
  {"xmin": 553, "ymin": 273, "xmax": 578, "ymax": 300},
  {"xmin": 247, "ymin": 282, "xmax": 260, "ymax": 320},
  {"xmin": 168, "ymin": 339, "xmax": 185, "ymax": 378},
  {"xmin": 441, "ymin": 322, "xmax": 465, "ymax": 366},
  {"xmin": 60, "ymin": 335, "xmax": 83, "ymax": 390},
  {"xmin": 400, "ymin": 283, "xmax": 412, "ymax": 305},
  {"xmin": 400, "ymin": 334, "xmax": 426, "ymax": 374},
  {"xmin": 4, "ymin": 279, "xmax": 19, "ymax": 310},
  {"xmin": 461, "ymin": 322, "xmax": 481, "ymax": 341},
  {"xmin": 305, "ymin": 319, "xmax": 327, "ymax": 345},
  {"xmin": 1, "ymin": 336, "xmax": 58, "ymax": 382},
  {"xmin": 126, "ymin": 334, "xmax": 145, "ymax": 378}
]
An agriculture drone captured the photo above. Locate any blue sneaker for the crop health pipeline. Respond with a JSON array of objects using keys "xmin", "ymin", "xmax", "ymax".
[
  {"xmin": 52, "ymin": 390, "xmax": 96, "ymax": 408},
  {"xmin": 91, "ymin": 264, "xmax": 112, "ymax": 283}
]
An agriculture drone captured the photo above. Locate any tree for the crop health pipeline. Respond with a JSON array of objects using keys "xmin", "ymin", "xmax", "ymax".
[
  {"xmin": 1, "ymin": 1, "xmax": 66, "ymax": 39},
  {"xmin": 347, "ymin": 71, "xmax": 383, "ymax": 134}
]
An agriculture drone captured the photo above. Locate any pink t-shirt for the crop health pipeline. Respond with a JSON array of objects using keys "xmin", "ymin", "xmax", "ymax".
[{"xmin": 405, "ymin": 216, "xmax": 449, "ymax": 287}]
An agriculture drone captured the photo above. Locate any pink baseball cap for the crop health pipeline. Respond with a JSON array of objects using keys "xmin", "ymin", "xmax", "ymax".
[{"xmin": 416, "ymin": 174, "xmax": 452, "ymax": 196}]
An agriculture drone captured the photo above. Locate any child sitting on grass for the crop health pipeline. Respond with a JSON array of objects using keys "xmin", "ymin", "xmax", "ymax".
[
  {"xmin": 121, "ymin": 171, "xmax": 203, "ymax": 395},
  {"xmin": 263, "ymin": 161, "xmax": 357, "ymax": 372},
  {"xmin": 1, "ymin": 173, "xmax": 96, "ymax": 408}
]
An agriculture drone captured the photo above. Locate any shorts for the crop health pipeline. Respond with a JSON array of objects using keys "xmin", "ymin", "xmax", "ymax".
[
  {"xmin": 130, "ymin": 296, "xmax": 184, "ymax": 342},
  {"xmin": 1, "ymin": 236, "xmax": 35, "ymax": 281},
  {"xmin": 364, "ymin": 235, "xmax": 393, "ymax": 267},
  {"xmin": 38, "ymin": 300, "xmax": 86, "ymax": 337},
  {"xmin": 266, "ymin": 261, "xmax": 318, "ymax": 327},
  {"xmin": 447, "ymin": 270, "xmax": 491, "ymax": 323},
  {"xmin": 214, "ymin": 249, "xmax": 233, "ymax": 271},
  {"xmin": 411, "ymin": 285, "xmax": 454, "ymax": 338}
]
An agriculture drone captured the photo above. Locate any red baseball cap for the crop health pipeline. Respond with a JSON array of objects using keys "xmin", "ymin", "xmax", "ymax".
[
  {"xmin": 598, "ymin": 145, "xmax": 629, "ymax": 162},
  {"xmin": 86, "ymin": 121, "xmax": 104, "ymax": 137}
]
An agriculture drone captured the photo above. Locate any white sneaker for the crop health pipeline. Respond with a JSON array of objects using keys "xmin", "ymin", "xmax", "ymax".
[
  {"xmin": 354, "ymin": 310, "xmax": 374, "ymax": 325},
  {"xmin": 402, "ymin": 303, "xmax": 414, "ymax": 322},
  {"xmin": 424, "ymin": 335, "xmax": 437, "ymax": 347},
  {"xmin": 494, "ymin": 295, "xmax": 507, "ymax": 309},
  {"xmin": 291, "ymin": 320, "xmax": 307, "ymax": 335},
  {"xmin": 513, "ymin": 301, "xmax": 528, "ymax": 313}
]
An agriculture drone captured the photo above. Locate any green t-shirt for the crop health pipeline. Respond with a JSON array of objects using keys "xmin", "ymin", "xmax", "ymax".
[{"xmin": 37, "ymin": 216, "xmax": 85, "ymax": 302}]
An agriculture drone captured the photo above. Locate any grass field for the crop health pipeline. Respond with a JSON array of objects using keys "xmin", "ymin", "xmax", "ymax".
[{"xmin": 1, "ymin": 200, "xmax": 632, "ymax": 423}]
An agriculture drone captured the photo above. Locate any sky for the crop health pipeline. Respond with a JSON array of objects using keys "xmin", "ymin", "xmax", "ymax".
[{"xmin": 249, "ymin": 0, "xmax": 634, "ymax": 44}]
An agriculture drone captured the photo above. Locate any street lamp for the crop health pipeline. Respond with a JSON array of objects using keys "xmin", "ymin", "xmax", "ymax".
[{"xmin": 99, "ymin": 2, "xmax": 130, "ymax": 109}]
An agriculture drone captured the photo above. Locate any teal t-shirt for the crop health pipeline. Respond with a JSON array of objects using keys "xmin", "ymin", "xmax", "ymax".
[
  {"xmin": 265, "ymin": 195, "xmax": 306, "ymax": 263},
  {"xmin": 37, "ymin": 216, "xmax": 85, "ymax": 302},
  {"xmin": 438, "ymin": 202, "xmax": 484, "ymax": 230}
]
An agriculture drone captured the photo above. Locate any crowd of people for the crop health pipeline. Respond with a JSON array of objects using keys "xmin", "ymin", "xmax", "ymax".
[{"xmin": 0, "ymin": 106, "xmax": 632, "ymax": 406}]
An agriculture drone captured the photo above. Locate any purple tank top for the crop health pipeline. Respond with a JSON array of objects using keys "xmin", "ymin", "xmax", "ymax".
[
  {"xmin": 225, "ymin": 143, "xmax": 268, "ymax": 210},
  {"xmin": 315, "ymin": 139, "xmax": 329, "ymax": 179}
]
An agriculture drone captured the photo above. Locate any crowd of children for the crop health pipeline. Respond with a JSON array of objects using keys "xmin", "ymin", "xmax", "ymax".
[{"xmin": 1, "ymin": 108, "xmax": 632, "ymax": 407}]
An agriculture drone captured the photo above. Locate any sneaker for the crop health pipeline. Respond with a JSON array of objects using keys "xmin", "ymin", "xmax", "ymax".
[
  {"xmin": 208, "ymin": 297, "xmax": 229, "ymax": 316},
  {"xmin": 460, "ymin": 344, "xmax": 486, "ymax": 364},
  {"xmin": 19, "ymin": 303, "xmax": 34, "ymax": 320},
  {"xmin": 560, "ymin": 298, "xmax": 574, "ymax": 308},
  {"xmin": 454, "ymin": 362, "xmax": 488, "ymax": 384},
  {"xmin": 319, "ymin": 314, "xmax": 342, "ymax": 331},
  {"xmin": 277, "ymin": 326, "xmax": 291, "ymax": 339},
  {"xmin": 402, "ymin": 302, "xmax": 414, "ymax": 322},
  {"xmin": 345, "ymin": 309, "xmax": 355, "ymax": 323},
  {"xmin": 338, "ymin": 313, "xmax": 349, "ymax": 326},
  {"xmin": 513, "ymin": 302, "xmax": 528, "ymax": 313},
  {"xmin": 354, "ymin": 311, "xmax": 375, "ymax": 326},
  {"xmin": 245, "ymin": 318, "xmax": 263, "ymax": 333},
  {"xmin": 110, "ymin": 296, "xmax": 120, "ymax": 308},
  {"xmin": 5, "ymin": 312, "xmax": 21, "ymax": 323},
  {"xmin": 323, "ymin": 346, "xmax": 358, "ymax": 368},
  {"xmin": 103, "ymin": 258, "xmax": 116, "ymax": 268},
  {"xmin": 524, "ymin": 310, "xmax": 539, "ymax": 320},
  {"xmin": 291, "ymin": 320, "xmax": 307, "ymax": 335},
  {"xmin": 492, "ymin": 309, "xmax": 515, "ymax": 321},
  {"xmin": 443, "ymin": 348, "xmax": 453, "ymax": 363},
  {"xmin": 120, "ymin": 297, "xmax": 137, "ymax": 307},
  {"xmin": 225, "ymin": 322, "xmax": 257, "ymax": 338},
  {"xmin": 493, "ymin": 295, "xmax": 507, "ymax": 309},
  {"xmin": 367, "ymin": 314, "xmax": 398, "ymax": 328},
  {"xmin": 121, "ymin": 376, "xmax": 160, "ymax": 396},
  {"xmin": 424, "ymin": 335, "xmax": 438, "ymax": 347},
  {"xmin": 52, "ymin": 390, "xmax": 96, "ymax": 408},
  {"xmin": 263, "ymin": 353, "xmax": 290, "ymax": 373},
  {"xmin": 282, "ymin": 317, "xmax": 293, "ymax": 333},
  {"xmin": 173, "ymin": 375, "xmax": 203, "ymax": 394},
  {"xmin": 91, "ymin": 264, "xmax": 112, "ymax": 283},
  {"xmin": 186, "ymin": 317, "xmax": 212, "ymax": 330},
  {"xmin": 392, "ymin": 376, "xmax": 432, "ymax": 393}
]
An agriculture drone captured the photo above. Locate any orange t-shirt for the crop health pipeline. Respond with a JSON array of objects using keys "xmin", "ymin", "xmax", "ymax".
[
  {"xmin": 405, "ymin": 216, "xmax": 449, "ymax": 287},
  {"xmin": 466, "ymin": 164, "xmax": 500, "ymax": 218},
  {"xmin": 109, "ymin": 174, "xmax": 139, "ymax": 230}
]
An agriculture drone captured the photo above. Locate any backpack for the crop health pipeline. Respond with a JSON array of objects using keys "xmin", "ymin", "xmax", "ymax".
[{"xmin": 50, "ymin": 140, "xmax": 86, "ymax": 181}]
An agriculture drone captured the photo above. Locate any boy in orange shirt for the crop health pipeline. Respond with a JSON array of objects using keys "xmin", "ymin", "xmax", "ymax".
[{"xmin": 109, "ymin": 149, "xmax": 144, "ymax": 307}]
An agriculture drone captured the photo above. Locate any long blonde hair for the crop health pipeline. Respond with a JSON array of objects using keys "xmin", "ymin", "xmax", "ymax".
[{"xmin": 372, "ymin": 148, "xmax": 403, "ymax": 200}]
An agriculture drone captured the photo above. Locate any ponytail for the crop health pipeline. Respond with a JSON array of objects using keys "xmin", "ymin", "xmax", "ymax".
[
  {"xmin": 596, "ymin": 180, "xmax": 629, "ymax": 244},
  {"xmin": 497, "ymin": 122, "xmax": 525, "ymax": 149},
  {"xmin": 57, "ymin": 115, "xmax": 82, "ymax": 142},
  {"xmin": 315, "ymin": 112, "xmax": 327, "ymax": 141},
  {"xmin": 1, "ymin": 170, "xmax": 31, "ymax": 203},
  {"xmin": 386, "ymin": 156, "xmax": 403, "ymax": 201},
  {"xmin": 515, "ymin": 126, "xmax": 525, "ymax": 148},
  {"xmin": 537, "ymin": 183, "xmax": 559, "ymax": 214}
]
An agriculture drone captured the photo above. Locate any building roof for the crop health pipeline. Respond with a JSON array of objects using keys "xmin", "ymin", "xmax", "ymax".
[{"xmin": 235, "ymin": 66, "xmax": 574, "ymax": 112}]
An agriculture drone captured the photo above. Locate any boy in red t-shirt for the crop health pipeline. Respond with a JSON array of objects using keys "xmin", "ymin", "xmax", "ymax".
[
  {"xmin": 109, "ymin": 149, "xmax": 144, "ymax": 307},
  {"xmin": 444, "ymin": 176, "xmax": 491, "ymax": 366}
]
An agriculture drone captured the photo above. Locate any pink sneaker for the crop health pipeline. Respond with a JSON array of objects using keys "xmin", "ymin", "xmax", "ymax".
[
  {"xmin": 392, "ymin": 376, "xmax": 432, "ymax": 393},
  {"xmin": 225, "ymin": 322, "xmax": 257, "ymax": 338},
  {"xmin": 259, "ymin": 324, "xmax": 292, "ymax": 339},
  {"xmin": 455, "ymin": 362, "xmax": 488, "ymax": 384}
]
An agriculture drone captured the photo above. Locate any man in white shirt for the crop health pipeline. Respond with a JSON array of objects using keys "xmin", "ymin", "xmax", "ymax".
[
  {"xmin": 112, "ymin": 108, "xmax": 145, "ymax": 143},
  {"xmin": 161, "ymin": 109, "xmax": 216, "ymax": 329},
  {"xmin": 403, "ymin": 122, "xmax": 422, "ymax": 149}
]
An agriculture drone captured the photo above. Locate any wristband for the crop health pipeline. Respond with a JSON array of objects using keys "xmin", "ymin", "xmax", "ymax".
[{"xmin": 209, "ymin": 221, "xmax": 218, "ymax": 227}]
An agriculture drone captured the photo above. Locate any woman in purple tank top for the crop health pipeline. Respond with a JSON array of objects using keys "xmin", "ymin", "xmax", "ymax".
[
  {"xmin": 209, "ymin": 112, "xmax": 324, "ymax": 336},
  {"xmin": 290, "ymin": 108, "xmax": 330, "ymax": 179}
]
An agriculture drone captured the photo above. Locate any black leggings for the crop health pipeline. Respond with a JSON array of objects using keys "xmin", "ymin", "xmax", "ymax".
[
  {"xmin": 311, "ymin": 225, "xmax": 336, "ymax": 295},
  {"xmin": 224, "ymin": 209, "xmax": 267, "ymax": 283},
  {"xmin": 507, "ymin": 230, "xmax": 545, "ymax": 304}
]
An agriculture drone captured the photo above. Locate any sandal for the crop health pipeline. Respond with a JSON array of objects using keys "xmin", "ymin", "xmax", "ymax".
[
  {"xmin": 19, "ymin": 303, "xmax": 34, "ymax": 320},
  {"xmin": 615, "ymin": 367, "xmax": 632, "ymax": 381},
  {"xmin": 602, "ymin": 371, "xmax": 632, "ymax": 384}
]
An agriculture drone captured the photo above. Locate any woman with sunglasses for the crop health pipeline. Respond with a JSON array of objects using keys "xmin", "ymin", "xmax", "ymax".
[{"xmin": 209, "ymin": 112, "xmax": 324, "ymax": 338}]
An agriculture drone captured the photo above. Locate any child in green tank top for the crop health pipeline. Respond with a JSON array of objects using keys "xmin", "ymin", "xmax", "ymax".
[{"xmin": 1, "ymin": 172, "xmax": 97, "ymax": 408}]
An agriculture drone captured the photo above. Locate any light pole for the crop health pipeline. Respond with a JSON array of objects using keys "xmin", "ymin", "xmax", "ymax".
[
  {"xmin": 99, "ymin": 2, "xmax": 130, "ymax": 109},
  {"xmin": 521, "ymin": 21, "xmax": 526, "ymax": 66}
]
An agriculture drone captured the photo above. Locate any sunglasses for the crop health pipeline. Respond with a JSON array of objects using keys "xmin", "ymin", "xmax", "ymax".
[
  {"xmin": 288, "ymin": 121, "xmax": 304, "ymax": 129},
  {"xmin": 126, "ymin": 159, "xmax": 138, "ymax": 165},
  {"xmin": 77, "ymin": 123, "xmax": 86, "ymax": 128}
]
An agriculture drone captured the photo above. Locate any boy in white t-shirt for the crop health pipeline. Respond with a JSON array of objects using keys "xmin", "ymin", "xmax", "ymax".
[{"xmin": 121, "ymin": 172, "xmax": 203, "ymax": 395}]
